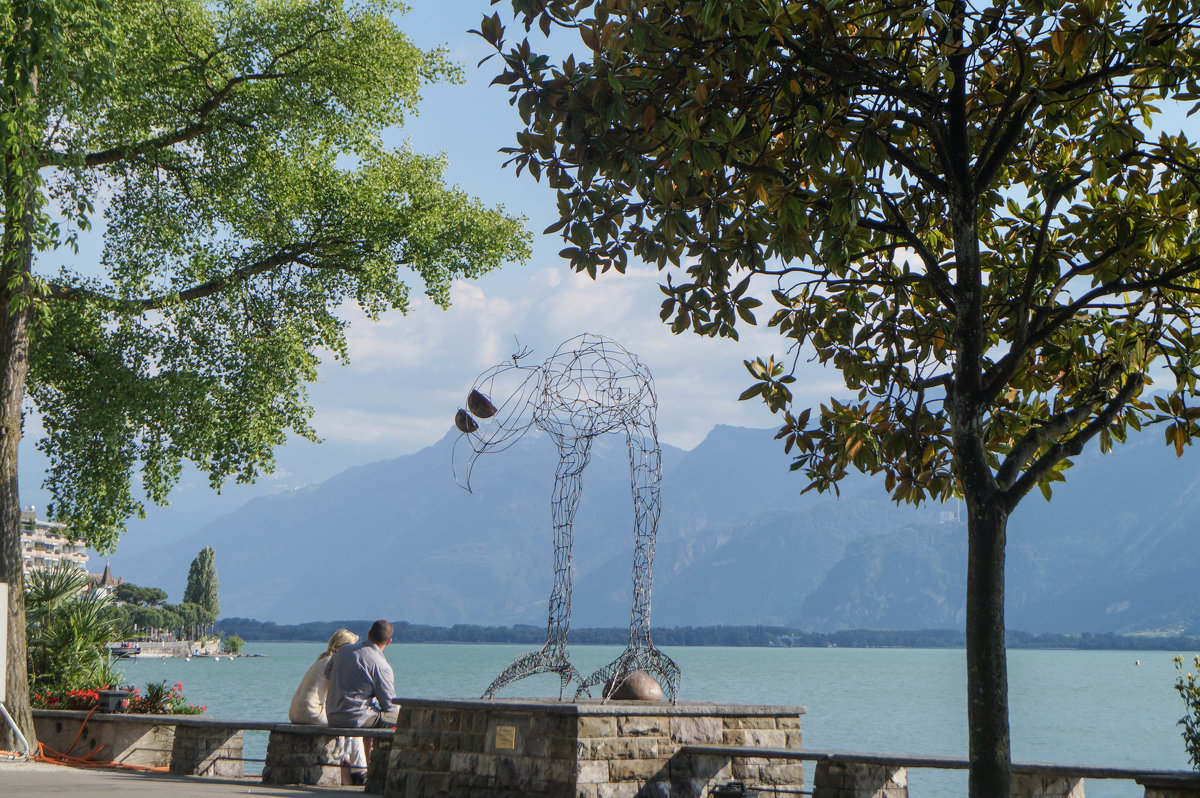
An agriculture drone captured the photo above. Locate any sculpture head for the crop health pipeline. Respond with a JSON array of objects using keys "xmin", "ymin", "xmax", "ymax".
[{"xmin": 452, "ymin": 352, "xmax": 543, "ymax": 492}]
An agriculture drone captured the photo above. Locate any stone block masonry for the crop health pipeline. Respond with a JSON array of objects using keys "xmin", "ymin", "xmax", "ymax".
[
  {"xmin": 261, "ymin": 730, "xmax": 344, "ymax": 786},
  {"xmin": 383, "ymin": 697, "xmax": 806, "ymax": 798},
  {"xmin": 34, "ymin": 710, "xmax": 178, "ymax": 768},
  {"xmin": 812, "ymin": 761, "xmax": 907, "ymax": 798},
  {"xmin": 170, "ymin": 723, "xmax": 244, "ymax": 778}
]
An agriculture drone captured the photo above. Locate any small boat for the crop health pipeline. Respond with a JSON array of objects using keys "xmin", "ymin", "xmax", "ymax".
[{"xmin": 107, "ymin": 643, "xmax": 141, "ymax": 659}]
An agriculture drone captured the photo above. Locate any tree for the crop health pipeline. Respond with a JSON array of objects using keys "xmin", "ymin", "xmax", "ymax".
[
  {"xmin": 183, "ymin": 547, "xmax": 219, "ymax": 618},
  {"xmin": 156, "ymin": 606, "xmax": 185, "ymax": 639},
  {"xmin": 223, "ymin": 633, "xmax": 244, "ymax": 655},
  {"xmin": 1, "ymin": 0, "xmax": 529, "ymax": 749},
  {"xmin": 174, "ymin": 601, "xmax": 216, "ymax": 639},
  {"xmin": 478, "ymin": 1, "xmax": 1200, "ymax": 795},
  {"xmin": 113, "ymin": 583, "xmax": 168, "ymax": 607},
  {"xmin": 116, "ymin": 603, "xmax": 166, "ymax": 637}
]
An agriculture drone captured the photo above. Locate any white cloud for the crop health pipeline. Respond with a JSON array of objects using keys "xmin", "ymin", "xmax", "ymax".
[
  {"xmin": 311, "ymin": 407, "xmax": 448, "ymax": 449},
  {"xmin": 308, "ymin": 259, "xmax": 841, "ymax": 454}
]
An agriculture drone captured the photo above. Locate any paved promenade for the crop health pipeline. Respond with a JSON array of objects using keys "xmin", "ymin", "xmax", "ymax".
[{"xmin": 0, "ymin": 757, "xmax": 360, "ymax": 796}]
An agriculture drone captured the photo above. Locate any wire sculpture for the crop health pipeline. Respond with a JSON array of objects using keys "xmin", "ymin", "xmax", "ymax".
[{"xmin": 452, "ymin": 333, "xmax": 681, "ymax": 702}]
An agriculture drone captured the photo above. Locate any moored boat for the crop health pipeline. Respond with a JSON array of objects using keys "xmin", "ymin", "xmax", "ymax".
[{"xmin": 107, "ymin": 642, "xmax": 141, "ymax": 658}]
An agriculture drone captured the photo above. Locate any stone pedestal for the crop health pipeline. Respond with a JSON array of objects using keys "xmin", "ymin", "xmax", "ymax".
[
  {"xmin": 386, "ymin": 697, "xmax": 805, "ymax": 798},
  {"xmin": 811, "ymin": 763, "xmax": 1087, "ymax": 798},
  {"xmin": 1136, "ymin": 774, "xmax": 1200, "ymax": 798},
  {"xmin": 1013, "ymin": 773, "xmax": 1084, "ymax": 798},
  {"xmin": 261, "ymin": 731, "xmax": 345, "ymax": 786},
  {"xmin": 170, "ymin": 723, "xmax": 244, "ymax": 777},
  {"xmin": 366, "ymin": 736, "xmax": 393, "ymax": 795},
  {"xmin": 813, "ymin": 761, "xmax": 907, "ymax": 798}
]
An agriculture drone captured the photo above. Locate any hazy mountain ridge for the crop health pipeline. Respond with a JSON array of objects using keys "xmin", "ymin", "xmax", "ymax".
[{"xmin": 105, "ymin": 424, "xmax": 1200, "ymax": 633}]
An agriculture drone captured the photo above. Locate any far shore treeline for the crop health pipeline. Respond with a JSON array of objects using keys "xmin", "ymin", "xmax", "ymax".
[{"xmin": 215, "ymin": 619, "xmax": 1200, "ymax": 651}]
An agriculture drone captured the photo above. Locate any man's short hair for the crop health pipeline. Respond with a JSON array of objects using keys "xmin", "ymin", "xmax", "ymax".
[{"xmin": 368, "ymin": 619, "xmax": 394, "ymax": 645}]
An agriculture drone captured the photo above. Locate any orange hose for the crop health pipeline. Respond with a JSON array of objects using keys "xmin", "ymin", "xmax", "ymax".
[
  {"xmin": 29, "ymin": 741, "xmax": 169, "ymax": 772},
  {"xmin": 63, "ymin": 706, "xmax": 97, "ymax": 756}
]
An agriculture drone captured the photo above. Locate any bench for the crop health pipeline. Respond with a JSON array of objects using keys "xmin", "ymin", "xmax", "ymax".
[{"xmin": 166, "ymin": 716, "xmax": 392, "ymax": 784}]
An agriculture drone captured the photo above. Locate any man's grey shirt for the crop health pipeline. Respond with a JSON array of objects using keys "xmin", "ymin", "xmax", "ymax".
[{"xmin": 324, "ymin": 640, "xmax": 396, "ymax": 727}]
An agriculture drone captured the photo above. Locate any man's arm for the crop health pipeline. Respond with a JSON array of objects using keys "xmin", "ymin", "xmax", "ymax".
[{"xmin": 371, "ymin": 654, "xmax": 396, "ymax": 709}]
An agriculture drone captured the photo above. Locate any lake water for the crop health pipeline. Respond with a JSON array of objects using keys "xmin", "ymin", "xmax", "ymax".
[{"xmin": 114, "ymin": 643, "xmax": 1194, "ymax": 797}]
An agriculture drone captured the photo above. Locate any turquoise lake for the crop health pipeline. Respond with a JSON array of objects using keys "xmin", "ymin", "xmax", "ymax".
[{"xmin": 114, "ymin": 642, "xmax": 1193, "ymax": 796}]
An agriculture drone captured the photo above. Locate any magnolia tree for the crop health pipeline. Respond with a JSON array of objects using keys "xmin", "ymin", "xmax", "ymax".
[
  {"xmin": 477, "ymin": 0, "xmax": 1200, "ymax": 794},
  {"xmin": 0, "ymin": 0, "xmax": 529, "ymax": 749}
]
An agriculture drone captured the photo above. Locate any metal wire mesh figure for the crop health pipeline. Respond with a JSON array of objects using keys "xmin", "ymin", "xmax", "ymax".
[{"xmin": 452, "ymin": 333, "xmax": 681, "ymax": 702}]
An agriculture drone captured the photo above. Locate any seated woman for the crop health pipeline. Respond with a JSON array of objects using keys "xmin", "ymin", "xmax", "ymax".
[{"xmin": 288, "ymin": 629, "xmax": 367, "ymax": 783}]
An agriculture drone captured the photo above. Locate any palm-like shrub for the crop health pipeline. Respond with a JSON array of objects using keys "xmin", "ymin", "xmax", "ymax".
[{"xmin": 26, "ymin": 565, "xmax": 128, "ymax": 694}]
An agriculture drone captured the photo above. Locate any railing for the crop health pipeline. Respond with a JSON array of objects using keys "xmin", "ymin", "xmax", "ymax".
[{"xmin": 681, "ymin": 744, "xmax": 1200, "ymax": 797}]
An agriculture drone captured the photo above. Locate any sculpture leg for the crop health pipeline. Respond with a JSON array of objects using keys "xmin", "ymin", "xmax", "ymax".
[
  {"xmin": 481, "ymin": 645, "xmax": 581, "ymax": 700},
  {"xmin": 483, "ymin": 441, "xmax": 590, "ymax": 699},
  {"xmin": 577, "ymin": 418, "xmax": 680, "ymax": 702}
]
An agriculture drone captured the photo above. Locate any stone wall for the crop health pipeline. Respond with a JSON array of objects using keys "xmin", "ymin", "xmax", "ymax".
[
  {"xmin": 385, "ymin": 697, "xmax": 806, "ymax": 798},
  {"xmin": 33, "ymin": 709, "xmax": 176, "ymax": 767}
]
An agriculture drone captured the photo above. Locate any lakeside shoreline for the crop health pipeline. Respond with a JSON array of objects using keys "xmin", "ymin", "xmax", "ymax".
[{"xmin": 214, "ymin": 619, "xmax": 1200, "ymax": 652}]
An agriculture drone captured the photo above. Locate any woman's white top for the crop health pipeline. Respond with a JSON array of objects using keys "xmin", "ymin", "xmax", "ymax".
[{"xmin": 288, "ymin": 655, "xmax": 330, "ymax": 724}]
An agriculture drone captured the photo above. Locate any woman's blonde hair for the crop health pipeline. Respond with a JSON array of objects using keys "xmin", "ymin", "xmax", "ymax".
[{"xmin": 323, "ymin": 628, "xmax": 359, "ymax": 658}]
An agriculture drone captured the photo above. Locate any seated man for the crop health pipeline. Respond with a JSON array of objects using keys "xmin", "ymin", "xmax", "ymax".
[{"xmin": 325, "ymin": 619, "xmax": 399, "ymax": 781}]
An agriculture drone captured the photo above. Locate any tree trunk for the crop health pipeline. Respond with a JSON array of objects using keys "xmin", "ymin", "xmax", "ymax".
[
  {"xmin": 0, "ymin": 33, "xmax": 38, "ymax": 746},
  {"xmin": 0, "ymin": 249, "xmax": 35, "ymax": 753},
  {"xmin": 946, "ymin": 166, "xmax": 1012, "ymax": 795},
  {"xmin": 965, "ymin": 494, "xmax": 1011, "ymax": 798},
  {"xmin": 1, "ymin": 401, "xmax": 33, "ymax": 754}
]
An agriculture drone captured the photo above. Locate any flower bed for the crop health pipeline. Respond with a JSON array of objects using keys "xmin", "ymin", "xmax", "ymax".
[{"xmin": 32, "ymin": 681, "xmax": 206, "ymax": 714}]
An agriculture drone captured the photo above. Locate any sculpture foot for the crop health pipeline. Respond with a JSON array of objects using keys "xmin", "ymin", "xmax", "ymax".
[
  {"xmin": 575, "ymin": 644, "xmax": 680, "ymax": 703},
  {"xmin": 482, "ymin": 646, "xmax": 582, "ymax": 700}
]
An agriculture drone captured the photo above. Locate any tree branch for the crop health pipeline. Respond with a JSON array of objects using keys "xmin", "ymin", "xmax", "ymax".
[
  {"xmin": 973, "ymin": 43, "xmax": 1034, "ymax": 190},
  {"xmin": 38, "ymin": 66, "xmax": 299, "ymax": 170},
  {"xmin": 1004, "ymin": 373, "xmax": 1143, "ymax": 504},
  {"xmin": 44, "ymin": 245, "xmax": 325, "ymax": 312}
]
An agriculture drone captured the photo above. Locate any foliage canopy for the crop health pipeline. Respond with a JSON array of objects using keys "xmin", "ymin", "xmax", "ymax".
[
  {"xmin": 7, "ymin": 0, "xmax": 529, "ymax": 550},
  {"xmin": 1, "ymin": 0, "xmax": 528, "ymax": 749},
  {"xmin": 480, "ymin": 0, "xmax": 1200, "ymax": 506},
  {"xmin": 478, "ymin": 0, "xmax": 1200, "ymax": 795},
  {"xmin": 114, "ymin": 583, "xmax": 168, "ymax": 607}
]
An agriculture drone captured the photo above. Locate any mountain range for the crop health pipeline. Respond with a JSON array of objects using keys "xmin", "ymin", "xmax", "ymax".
[{"xmin": 100, "ymin": 423, "xmax": 1200, "ymax": 634}]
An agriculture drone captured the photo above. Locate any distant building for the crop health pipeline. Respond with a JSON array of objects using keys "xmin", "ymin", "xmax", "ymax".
[
  {"xmin": 87, "ymin": 563, "xmax": 123, "ymax": 596},
  {"xmin": 19, "ymin": 506, "xmax": 88, "ymax": 576}
]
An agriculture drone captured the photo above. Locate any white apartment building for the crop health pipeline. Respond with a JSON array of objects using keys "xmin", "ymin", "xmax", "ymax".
[{"xmin": 20, "ymin": 507, "xmax": 88, "ymax": 576}]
